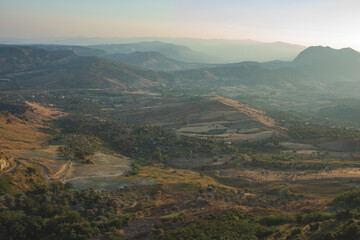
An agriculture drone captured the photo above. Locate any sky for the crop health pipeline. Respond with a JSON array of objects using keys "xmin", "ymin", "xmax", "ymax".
[{"xmin": 1, "ymin": 0, "xmax": 360, "ymax": 48}]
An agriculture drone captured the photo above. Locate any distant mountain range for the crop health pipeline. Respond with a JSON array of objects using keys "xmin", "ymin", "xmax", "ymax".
[
  {"xmin": 30, "ymin": 44, "xmax": 107, "ymax": 56},
  {"xmin": 1, "ymin": 44, "xmax": 360, "ymax": 95},
  {"xmin": 90, "ymin": 41, "xmax": 217, "ymax": 63},
  {"xmin": 0, "ymin": 37, "xmax": 306, "ymax": 62},
  {"xmin": 161, "ymin": 38, "xmax": 306, "ymax": 62},
  {"xmin": 3, "ymin": 41, "xmax": 217, "ymax": 70}
]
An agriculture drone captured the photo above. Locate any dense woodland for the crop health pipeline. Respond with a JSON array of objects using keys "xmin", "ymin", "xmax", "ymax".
[{"xmin": 2, "ymin": 181, "xmax": 360, "ymax": 240}]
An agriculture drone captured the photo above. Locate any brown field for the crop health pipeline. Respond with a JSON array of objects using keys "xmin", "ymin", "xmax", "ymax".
[
  {"xmin": 289, "ymin": 181, "xmax": 354, "ymax": 199},
  {"xmin": 279, "ymin": 137, "xmax": 360, "ymax": 161},
  {"xmin": 25, "ymin": 101, "xmax": 67, "ymax": 125},
  {"xmin": 169, "ymin": 154, "xmax": 232, "ymax": 169},
  {"xmin": 111, "ymin": 95, "xmax": 278, "ymax": 141},
  {"xmin": 218, "ymin": 167, "xmax": 360, "ymax": 183},
  {"xmin": 315, "ymin": 138, "xmax": 360, "ymax": 152},
  {"xmin": 280, "ymin": 141, "xmax": 318, "ymax": 150}
]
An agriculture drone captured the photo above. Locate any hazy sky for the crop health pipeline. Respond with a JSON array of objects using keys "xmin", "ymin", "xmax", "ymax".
[{"xmin": 1, "ymin": 0, "xmax": 360, "ymax": 48}]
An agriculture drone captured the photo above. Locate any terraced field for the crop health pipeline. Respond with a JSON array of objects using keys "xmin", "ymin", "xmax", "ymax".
[{"xmin": 112, "ymin": 96, "xmax": 279, "ymax": 142}]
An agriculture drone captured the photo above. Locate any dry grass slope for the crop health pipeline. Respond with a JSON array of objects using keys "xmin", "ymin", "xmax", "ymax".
[
  {"xmin": 126, "ymin": 164, "xmax": 232, "ymax": 189},
  {"xmin": 0, "ymin": 102, "xmax": 66, "ymax": 152},
  {"xmin": 0, "ymin": 112, "xmax": 48, "ymax": 152}
]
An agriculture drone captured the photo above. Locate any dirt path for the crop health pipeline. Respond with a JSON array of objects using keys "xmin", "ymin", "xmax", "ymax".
[
  {"xmin": 0, "ymin": 159, "xmax": 51, "ymax": 183},
  {"xmin": 53, "ymin": 159, "xmax": 72, "ymax": 179}
]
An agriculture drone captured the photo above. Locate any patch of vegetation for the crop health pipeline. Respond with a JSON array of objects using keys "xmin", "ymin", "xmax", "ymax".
[
  {"xmin": 258, "ymin": 214, "xmax": 295, "ymax": 226},
  {"xmin": 0, "ymin": 100, "xmax": 30, "ymax": 116},
  {"xmin": 0, "ymin": 175, "xmax": 12, "ymax": 194},
  {"xmin": 55, "ymin": 115, "xmax": 240, "ymax": 162},
  {"xmin": 0, "ymin": 182, "xmax": 132, "ymax": 240},
  {"xmin": 155, "ymin": 213, "xmax": 275, "ymax": 240},
  {"xmin": 161, "ymin": 212, "xmax": 182, "ymax": 220},
  {"xmin": 332, "ymin": 188, "xmax": 360, "ymax": 209},
  {"xmin": 58, "ymin": 134, "xmax": 104, "ymax": 163},
  {"xmin": 126, "ymin": 159, "xmax": 145, "ymax": 176}
]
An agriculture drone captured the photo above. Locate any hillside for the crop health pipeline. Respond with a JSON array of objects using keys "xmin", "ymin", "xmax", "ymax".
[
  {"xmin": 0, "ymin": 46, "xmax": 167, "ymax": 89},
  {"xmin": 103, "ymin": 51, "xmax": 210, "ymax": 71},
  {"xmin": 0, "ymin": 100, "xmax": 66, "ymax": 152},
  {"xmin": 0, "ymin": 45, "xmax": 78, "ymax": 73},
  {"xmin": 10, "ymin": 57, "xmax": 164, "ymax": 89},
  {"xmin": 0, "ymin": 111, "xmax": 48, "ymax": 152},
  {"xmin": 172, "ymin": 63, "xmax": 304, "ymax": 91}
]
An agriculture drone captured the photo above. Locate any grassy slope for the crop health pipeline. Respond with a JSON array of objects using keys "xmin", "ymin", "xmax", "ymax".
[
  {"xmin": 127, "ymin": 164, "xmax": 232, "ymax": 189},
  {"xmin": 0, "ymin": 161, "xmax": 45, "ymax": 193},
  {"xmin": 0, "ymin": 112, "xmax": 48, "ymax": 151}
]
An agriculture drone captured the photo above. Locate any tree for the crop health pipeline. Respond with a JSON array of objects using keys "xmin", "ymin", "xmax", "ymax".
[
  {"xmin": 152, "ymin": 147, "xmax": 162, "ymax": 161},
  {"xmin": 163, "ymin": 154, "xmax": 169, "ymax": 168}
]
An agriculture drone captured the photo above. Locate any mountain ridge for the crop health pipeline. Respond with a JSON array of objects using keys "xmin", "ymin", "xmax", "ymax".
[{"xmin": 90, "ymin": 41, "xmax": 217, "ymax": 63}]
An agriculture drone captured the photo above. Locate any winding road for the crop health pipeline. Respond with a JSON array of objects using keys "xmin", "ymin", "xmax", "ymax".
[
  {"xmin": 1, "ymin": 158, "xmax": 72, "ymax": 184},
  {"xmin": 0, "ymin": 161, "xmax": 20, "ymax": 177}
]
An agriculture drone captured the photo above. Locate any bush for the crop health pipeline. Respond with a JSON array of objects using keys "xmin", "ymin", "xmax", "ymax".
[
  {"xmin": 301, "ymin": 212, "xmax": 333, "ymax": 224},
  {"xmin": 259, "ymin": 214, "xmax": 295, "ymax": 226}
]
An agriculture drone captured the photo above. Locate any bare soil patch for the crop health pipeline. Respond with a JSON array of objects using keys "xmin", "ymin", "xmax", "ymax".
[{"xmin": 64, "ymin": 153, "xmax": 137, "ymax": 190}]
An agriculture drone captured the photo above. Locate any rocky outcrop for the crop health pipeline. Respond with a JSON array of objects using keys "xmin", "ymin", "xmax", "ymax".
[{"xmin": 0, "ymin": 151, "xmax": 13, "ymax": 170}]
